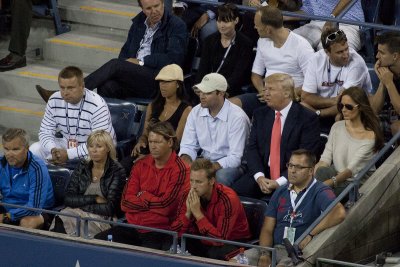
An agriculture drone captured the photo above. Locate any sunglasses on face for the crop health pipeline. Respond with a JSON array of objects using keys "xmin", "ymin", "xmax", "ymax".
[
  {"xmin": 325, "ymin": 29, "xmax": 345, "ymax": 44},
  {"xmin": 338, "ymin": 103, "xmax": 359, "ymax": 111}
]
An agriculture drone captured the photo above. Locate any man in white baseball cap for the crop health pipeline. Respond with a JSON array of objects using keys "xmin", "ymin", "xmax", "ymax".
[{"xmin": 179, "ymin": 73, "xmax": 250, "ymax": 186}]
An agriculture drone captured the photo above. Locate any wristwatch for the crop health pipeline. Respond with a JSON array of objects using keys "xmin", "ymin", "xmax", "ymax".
[
  {"xmin": 331, "ymin": 176, "xmax": 338, "ymax": 188},
  {"xmin": 138, "ymin": 60, "xmax": 144, "ymax": 66},
  {"xmin": 316, "ymin": 110, "xmax": 321, "ymax": 116}
]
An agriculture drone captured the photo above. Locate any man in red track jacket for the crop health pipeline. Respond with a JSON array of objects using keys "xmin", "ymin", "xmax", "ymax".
[
  {"xmin": 171, "ymin": 158, "xmax": 251, "ymax": 260},
  {"xmin": 95, "ymin": 122, "xmax": 189, "ymax": 250}
]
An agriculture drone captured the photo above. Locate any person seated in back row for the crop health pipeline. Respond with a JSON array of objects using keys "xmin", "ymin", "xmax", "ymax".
[
  {"xmin": 0, "ymin": 128, "xmax": 54, "ymax": 229},
  {"xmin": 50, "ymin": 130, "xmax": 126, "ymax": 236},
  {"xmin": 369, "ymin": 32, "xmax": 400, "ymax": 139},
  {"xmin": 194, "ymin": 3, "xmax": 254, "ymax": 98},
  {"xmin": 121, "ymin": 64, "xmax": 192, "ymax": 175},
  {"xmin": 229, "ymin": 5, "xmax": 314, "ymax": 118},
  {"xmin": 301, "ymin": 28, "xmax": 372, "ymax": 134},
  {"xmin": 30, "ymin": 66, "xmax": 116, "ymax": 167},
  {"xmin": 36, "ymin": 0, "xmax": 187, "ymax": 102},
  {"xmin": 171, "ymin": 158, "xmax": 251, "ymax": 260}
]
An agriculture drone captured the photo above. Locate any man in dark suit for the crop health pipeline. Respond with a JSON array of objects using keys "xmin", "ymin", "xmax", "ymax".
[{"xmin": 231, "ymin": 73, "xmax": 320, "ymax": 200}]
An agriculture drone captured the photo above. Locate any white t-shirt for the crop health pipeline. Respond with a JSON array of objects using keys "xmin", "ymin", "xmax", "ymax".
[
  {"xmin": 252, "ymin": 31, "xmax": 314, "ymax": 88},
  {"xmin": 302, "ymin": 48, "xmax": 372, "ymax": 97}
]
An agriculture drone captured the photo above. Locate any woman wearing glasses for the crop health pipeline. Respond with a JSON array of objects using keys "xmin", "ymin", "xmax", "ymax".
[
  {"xmin": 51, "ymin": 130, "xmax": 126, "ymax": 236},
  {"xmin": 314, "ymin": 87, "xmax": 384, "ymax": 196}
]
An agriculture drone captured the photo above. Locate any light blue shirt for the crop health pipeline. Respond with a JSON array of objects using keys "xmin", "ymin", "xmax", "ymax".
[
  {"xmin": 301, "ymin": 0, "xmax": 364, "ymax": 21},
  {"xmin": 136, "ymin": 19, "xmax": 161, "ymax": 61},
  {"xmin": 179, "ymin": 99, "xmax": 250, "ymax": 168}
]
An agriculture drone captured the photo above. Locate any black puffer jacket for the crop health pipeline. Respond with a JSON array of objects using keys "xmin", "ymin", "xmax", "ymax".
[{"xmin": 64, "ymin": 157, "xmax": 126, "ymax": 217}]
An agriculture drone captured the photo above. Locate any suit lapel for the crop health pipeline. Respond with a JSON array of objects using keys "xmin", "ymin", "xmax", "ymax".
[
  {"xmin": 281, "ymin": 103, "xmax": 299, "ymax": 160},
  {"xmin": 264, "ymin": 108, "xmax": 275, "ymax": 160}
]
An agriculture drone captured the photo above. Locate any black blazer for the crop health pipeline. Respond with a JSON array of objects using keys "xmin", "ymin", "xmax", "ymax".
[{"xmin": 245, "ymin": 102, "xmax": 321, "ymax": 179}]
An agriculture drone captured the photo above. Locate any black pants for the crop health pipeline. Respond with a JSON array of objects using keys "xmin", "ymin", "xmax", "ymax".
[
  {"xmin": 94, "ymin": 226, "xmax": 172, "ymax": 250},
  {"xmin": 9, "ymin": 0, "xmax": 46, "ymax": 56},
  {"xmin": 84, "ymin": 58, "xmax": 159, "ymax": 99},
  {"xmin": 186, "ymin": 238, "xmax": 239, "ymax": 261}
]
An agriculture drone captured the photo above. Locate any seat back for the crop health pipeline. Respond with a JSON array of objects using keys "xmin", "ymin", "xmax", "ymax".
[
  {"xmin": 104, "ymin": 98, "xmax": 141, "ymax": 141},
  {"xmin": 183, "ymin": 36, "xmax": 200, "ymax": 76},
  {"xmin": 240, "ymin": 196, "xmax": 268, "ymax": 243},
  {"xmin": 48, "ymin": 166, "xmax": 72, "ymax": 207},
  {"xmin": 360, "ymin": 0, "xmax": 382, "ymax": 64},
  {"xmin": 395, "ymin": 0, "xmax": 400, "ymax": 26},
  {"xmin": 103, "ymin": 97, "xmax": 143, "ymax": 159},
  {"xmin": 368, "ymin": 65, "xmax": 380, "ymax": 94}
]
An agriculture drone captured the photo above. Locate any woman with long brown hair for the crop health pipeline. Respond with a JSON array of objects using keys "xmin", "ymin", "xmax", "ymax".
[{"xmin": 315, "ymin": 86, "xmax": 384, "ymax": 195}]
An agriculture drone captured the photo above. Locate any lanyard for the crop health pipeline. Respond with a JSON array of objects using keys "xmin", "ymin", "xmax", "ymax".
[
  {"xmin": 215, "ymin": 35, "xmax": 236, "ymax": 73},
  {"xmin": 289, "ymin": 178, "xmax": 317, "ymax": 225},
  {"xmin": 65, "ymin": 94, "xmax": 85, "ymax": 139}
]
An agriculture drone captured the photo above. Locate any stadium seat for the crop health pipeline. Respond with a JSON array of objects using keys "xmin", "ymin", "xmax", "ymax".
[
  {"xmin": 395, "ymin": 0, "xmax": 400, "ymax": 26},
  {"xmin": 48, "ymin": 165, "xmax": 72, "ymax": 209},
  {"xmin": 360, "ymin": 0, "xmax": 382, "ymax": 64},
  {"xmin": 240, "ymin": 196, "xmax": 268, "ymax": 244},
  {"xmin": 368, "ymin": 65, "xmax": 380, "ymax": 94},
  {"xmin": 33, "ymin": 0, "xmax": 70, "ymax": 35},
  {"xmin": 103, "ymin": 97, "xmax": 144, "ymax": 160}
]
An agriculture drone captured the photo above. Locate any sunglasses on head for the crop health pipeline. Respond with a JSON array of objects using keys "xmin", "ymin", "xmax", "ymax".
[
  {"xmin": 325, "ymin": 29, "xmax": 345, "ymax": 44},
  {"xmin": 338, "ymin": 103, "xmax": 359, "ymax": 111}
]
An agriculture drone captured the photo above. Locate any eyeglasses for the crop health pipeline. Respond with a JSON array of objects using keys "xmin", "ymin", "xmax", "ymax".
[
  {"xmin": 286, "ymin": 163, "xmax": 312, "ymax": 171},
  {"xmin": 325, "ymin": 29, "xmax": 345, "ymax": 44},
  {"xmin": 337, "ymin": 103, "xmax": 359, "ymax": 111}
]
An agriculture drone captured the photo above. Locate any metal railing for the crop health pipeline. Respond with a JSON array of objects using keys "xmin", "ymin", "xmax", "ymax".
[
  {"xmin": 181, "ymin": 0, "xmax": 400, "ymax": 32},
  {"xmin": 181, "ymin": 233, "xmax": 277, "ymax": 266},
  {"xmin": 0, "ymin": 202, "xmax": 81, "ymax": 236},
  {"xmin": 0, "ymin": 201, "xmax": 276, "ymax": 265},
  {"xmin": 316, "ymin": 257, "xmax": 368, "ymax": 267},
  {"xmin": 295, "ymin": 130, "xmax": 400, "ymax": 246},
  {"xmin": 80, "ymin": 216, "xmax": 179, "ymax": 253}
]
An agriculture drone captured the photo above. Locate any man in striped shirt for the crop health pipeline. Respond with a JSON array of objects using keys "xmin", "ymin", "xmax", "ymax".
[{"xmin": 30, "ymin": 66, "xmax": 115, "ymax": 164}]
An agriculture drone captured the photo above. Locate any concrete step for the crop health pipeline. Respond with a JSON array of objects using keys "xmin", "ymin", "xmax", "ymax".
[
  {"xmin": 58, "ymin": 0, "xmax": 140, "ymax": 31},
  {"xmin": 0, "ymin": 62, "xmax": 91, "ymax": 101},
  {"xmin": 43, "ymin": 31, "xmax": 124, "ymax": 69},
  {"xmin": 0, "ymin": 97, "xmax": 45, "ymax": 142}
]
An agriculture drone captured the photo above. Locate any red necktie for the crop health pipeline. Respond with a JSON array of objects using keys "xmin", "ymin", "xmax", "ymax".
[{"xmin": 270, "ymin": 111, "xmax": 281, "ymax": 180}]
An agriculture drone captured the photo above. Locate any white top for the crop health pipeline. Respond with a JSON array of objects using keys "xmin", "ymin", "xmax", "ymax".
[
  {"xmin": 39, "ymin": 89, "xmax": 116, "ymax": 160},
  {"xmin": 252, "ymin": 31, "xmax": 315, "ymax": 87},
  {"xmin": 320, "ymin": 120, "xmax": 375, "ymax": 176},
  {"xmin": 179, "ymin": 99, "xmax": 250, "ymax": 168},
  {"xmin": 302, "ymin": 48, "xmax": 373, "ymax": 97}
]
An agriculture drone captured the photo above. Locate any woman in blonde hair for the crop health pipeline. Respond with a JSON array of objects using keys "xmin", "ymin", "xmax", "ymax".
[{"xmin": 51, "ymin": 130, "xmax": 126, "ymax": 236}]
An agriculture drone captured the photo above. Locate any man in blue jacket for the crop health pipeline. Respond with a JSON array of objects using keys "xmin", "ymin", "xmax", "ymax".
[
  {"xmin": 0, "ymin": 128, "xmax": 54, "ymax": 229},
  {"xmin": 36, "ymin": 0, "xmax": 187, "ymax": 102}
]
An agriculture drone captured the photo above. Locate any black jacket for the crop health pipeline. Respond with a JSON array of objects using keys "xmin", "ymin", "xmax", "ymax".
[{"xmin": 64, "ymin": 157, "xmax": 126, "ymax": 217}]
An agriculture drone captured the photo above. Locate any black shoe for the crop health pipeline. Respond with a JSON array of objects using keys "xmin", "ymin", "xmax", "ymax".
[
  {"xmin": 0, "ymin": 54, "xmax": 26, "ymax": 72},
  {"xmin": 36, "ymin": 85, "xmax": 56, "ymax": 103}
]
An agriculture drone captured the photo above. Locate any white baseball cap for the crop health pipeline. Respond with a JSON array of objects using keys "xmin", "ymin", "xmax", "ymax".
[{"xmin": 193, "ymin": 73, "xmax": 227, "ymax": 93}]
